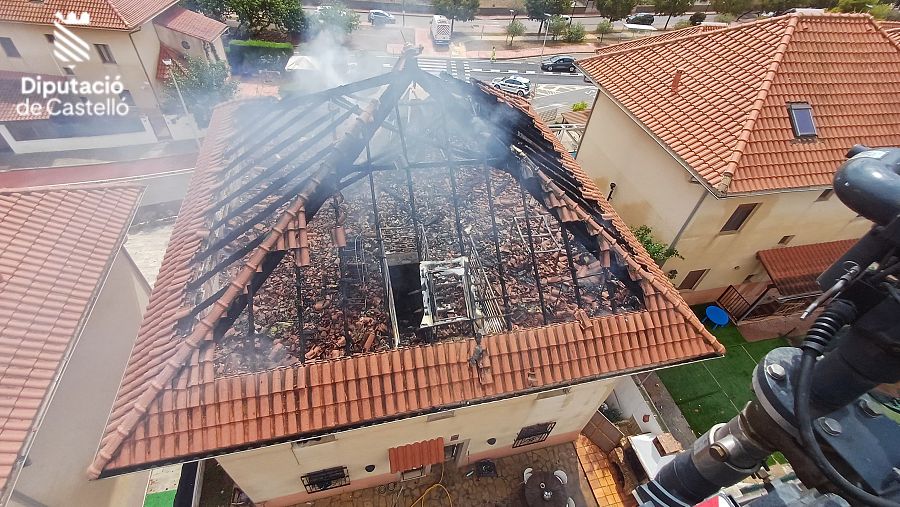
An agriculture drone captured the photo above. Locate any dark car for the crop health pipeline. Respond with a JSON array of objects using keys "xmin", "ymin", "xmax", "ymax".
[
  {"xmin": 625, "ymin": 13, "xmax": 655, "ymax": 25},
  {"xmin": 540, "ymin": 55, "xmax": 577, "ymax": 73},
  {"xmin": 368, "ymin": 9, "xmax": 396, "ymax": 25}
]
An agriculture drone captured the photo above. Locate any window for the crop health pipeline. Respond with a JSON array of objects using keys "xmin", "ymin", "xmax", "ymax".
[
  {"xmin": 677, "ymin": 269, "xmax": 708, "ymax": 290},
  {"xmin": 95, "ymin": 43, "xmax": 115, "ymax": 64},
  {"xmin": 119, "ymin": 90, "xmax": 135, "ymax": 107},
  {"xmin": 720, "ymin": 203, "xmax": 759, "ymax": 233},
  {"xmin": 63, "ymin": 67, "xmax": 75, "ymax": 75},
  {"xmin": 400, "ymin": 466, "xmax": 427, "ymax": 481},
  {"xmin": 181, "ymin": 40, "xmax": 191, "ymax": 50},
  {"xmin": 444, "ymin": 443, "xmax": 463, "ymax": 462},
  {"xmin": 536, "ymin": 387, "xmax": 570, "ymax": 400},
  {"xmin": 787, "ymin": 102, "xmax": 816, "ymax": 138},
  {"xmin": 301, "ymin": 466, "xmax": 349, "ymax": 493},
  {"xmin": 0, "ymin": 37, "xmax": 21, "ymax": 58},
  {"xmin": 778, "ymin": 235, "xmax": 794, "ymax": 245},
  {"xmin": 513, "ymin": 421, "xmax": 556, "ymax": 448},
  {"xmin": 45, "ymin": 34, "xmax": 55, "ymax": 43},
  {"xmin": 816, "ymin": 189, "xmax": 833, "ymax": 202},
  {"xmin": 426, "ymin": 410, "xmax": 455, "ymax": 422},
  {"xmin": 742, "ymin": 274, "xmax": 755, "ymax": 284}
]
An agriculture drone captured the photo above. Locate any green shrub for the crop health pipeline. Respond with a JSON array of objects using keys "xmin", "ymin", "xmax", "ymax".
[
  {"xmin": 563, "ymin": 22, "xmax": 586, "ymax": 42},
  {"xmin": 595, "ymin": 19, "xmax": 614, "ymax": 41},
  {"xmin": 571, "ymin": 101, "xmax": 588, "ymax": 111},
  {"xmin": 228, "ymin": 39, "xmax": 294, "ymax": 75},
  {"xmin": 869, "ymin": 2, "xmax": 894, "ymax": 18},
  {"xmin": 631, "ymin": 225, "xmax": 682, "ymax": 270},
  {"xmin": 834, "ymin": 0, "xmax": 869, "ymax": 11},
  {"xmin": 715, "ymin": 12, "xmax": 736, "ymax": 23},
  {"xmin": 689, "ymin": 11, "xmax": 707, "ymax": 24}
]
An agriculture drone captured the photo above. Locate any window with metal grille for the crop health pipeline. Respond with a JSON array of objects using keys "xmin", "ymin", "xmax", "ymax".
[
  {"xmin": 513, "ymin": 421, "xmax": 556, "ymax": 448},
  {"xmin": 720, "ymin": 203, "xmax": 759, "ymax": 233},
  {"xmin": 95, "ymin": 43, "xmax": 116, "ymax": 64},
  {"xmin": 787, "ymin": 102, "xmax": 816, "ymax": 138},
  {"xmin": 677, "ymin": 269, "xmax": 708, "ymax": 291},
  {"xmin": 0, "ymin": 37, "xmax": 21, "ymax": 58},
  {"xmin": 301, "ymin": 466, "xmax": 349, "ymax": 494}
]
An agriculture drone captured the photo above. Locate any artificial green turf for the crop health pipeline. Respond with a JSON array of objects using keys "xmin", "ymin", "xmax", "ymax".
[{"xmin": 143, "ymin": 490, "xmax": 176, "ymax": 507}]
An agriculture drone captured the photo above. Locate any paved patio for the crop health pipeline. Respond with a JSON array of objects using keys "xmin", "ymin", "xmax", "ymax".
[
  {"xmin": 300, "ymin": 441, "xmax": 602, "ymax": 507},
  {"xmin": 574, "ymin": 435, "xmax": 636, "ymax": 507}
]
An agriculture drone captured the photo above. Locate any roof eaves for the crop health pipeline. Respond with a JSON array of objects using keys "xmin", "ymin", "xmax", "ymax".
[
  {"xmin": 717, "ymin": 15, "xmax": 800, "ymax": 194},
  {"xmin": 584, "ymin": 81, "xmax": 725, "ymax": 198}
]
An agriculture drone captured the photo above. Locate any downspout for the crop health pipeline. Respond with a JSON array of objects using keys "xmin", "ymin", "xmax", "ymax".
[
  {"xmin": 129, "ymin": 28, "xmax": 162, "ymax": 108},
  {"xmin": 669, "ymin": 185, "xmax": 707, "ymax": 251}
]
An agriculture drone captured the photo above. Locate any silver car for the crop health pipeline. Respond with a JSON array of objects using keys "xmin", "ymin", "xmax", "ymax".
[{"xmin": 491, "ymin": 75, "xmax": 533, "ymax": 97}]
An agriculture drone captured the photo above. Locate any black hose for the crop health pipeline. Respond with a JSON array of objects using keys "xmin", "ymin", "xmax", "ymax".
[{"xmin": 795, "ymin": 350, "xmax": 899, "ymax": 507}]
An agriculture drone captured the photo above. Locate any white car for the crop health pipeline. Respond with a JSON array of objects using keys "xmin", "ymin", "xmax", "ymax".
[{"xmin": 491, "ymin": 75, "xmax": 533, "ymax": 97}]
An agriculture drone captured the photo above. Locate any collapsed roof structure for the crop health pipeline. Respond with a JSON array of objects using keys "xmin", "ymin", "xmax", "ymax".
[{"xmin": 89, "ymin": 50, "xmax": 724, "ymax": 478}]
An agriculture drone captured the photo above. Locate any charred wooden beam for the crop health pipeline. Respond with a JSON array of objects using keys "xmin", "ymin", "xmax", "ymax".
[
  {"xmin": 517, "ymin": 161, "xmax": 548, "ymax": 325},
  {"xmin": 483, "ymin": 163, "xmax": 512, "ymax": 331},
  {"xmin": 295, "ymin": 264, "xmax": 307, "ymax": 363},
  {"xmin": 560, "ymin": 225, "xmax": 583, "ymax": 308}
]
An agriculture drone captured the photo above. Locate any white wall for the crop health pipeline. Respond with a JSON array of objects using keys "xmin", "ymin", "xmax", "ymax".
[
  {"xmin": 607, "ymin": 376, "xmax": 664, "ymax": 436},
  {"xmin": 8, "ymin": 252, "xmax": 151, "ymax": 507},
  {"xmin": 217, "ymin": 377, "xmax": 618, "ymax": 505}
]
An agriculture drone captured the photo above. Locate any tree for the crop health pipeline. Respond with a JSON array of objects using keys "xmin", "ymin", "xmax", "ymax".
[
  {"xmin": 563, "ymin": 21, "xmax": 586, "ymax": 41},
  {"xmin": 594, "ymin": 19, "xmax": 613, "ymax": 42},
  {"xmin": 688, "ymin": 11, "xmax": 706, "ymax": 24},
  {"xmin": 432, "ymin": 0, "xmax": 480, "ymax": 32},
  {"xmin": 834, "ymin": 0, "xmax": 870, "ymax": 10},
  {"xmin": 312, "ymin": 4, "xmax": 360, "ymax": 34},
  {"xmin": 571, "ymin": 101, "xmax": 588, "ymax": 111},
  {"xmin": 506, "ymin": 19, "xmax": 526, "ymax": 45},
  {"xmin": 229, "ymin": 0, "xmax": 306, "ymax": 37},
  {"xmin": 710, "ymin": 0, "xmax": 751, "ymax": 15},
  {"xmin": 524, "ymin": 0, "xmax": 570, "ymax": 34},
  {"xmin": 167, "ymin": 56, "xmax": 237, "ymax": 127},
  {"xmin": 631, "ymin": 225, "xmax": 682, "ymax": 271},
  {"xmin": 181, "ymin": 0, "xmax": 229, "ymax": 21},
  {"xmin": 653, "ymin": 0, "xmax": 693, "ymax": 28},
  {"xmin": 596, "ymin": 0, "xmax": 637, "ymax": 21},
  {"xmin": 548, "ymin": 15, "xmax": 568, "ymax": 39}
]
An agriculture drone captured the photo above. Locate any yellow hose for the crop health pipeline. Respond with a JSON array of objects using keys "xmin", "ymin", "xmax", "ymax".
[{"xmin": 407, "ymin": 463, "xmax": 453, "ymax": 507}]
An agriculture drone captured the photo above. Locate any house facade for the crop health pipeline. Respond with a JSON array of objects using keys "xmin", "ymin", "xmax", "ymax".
[
  {"xmin": 576, "ymin": 14, "xmax": 899, "ymax": 306},
  {"xmin": 0, "ymin": 0, "xmax": 226, "ymax": 154},
  {"xmin": 0, "ymin": 185, "xmax": 150, "ymax": 506},
  {"xmin": 87, "ymin": 53, "xmax": 724, "ymax": 505}
]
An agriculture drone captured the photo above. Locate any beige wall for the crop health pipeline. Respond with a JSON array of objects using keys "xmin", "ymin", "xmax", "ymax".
[
  {"xmin": 8, "ymin": 252, "xmax": 151, "ymax": 507},
  {"xmin": 576, "ymin": 92, "xmax": 705, "ymax": 241},
  {"xmin": 577, "ymin": 92, "xmax": 873, "ymax": 301},
  {"xmin": 667, "ymin": 189, "xmax": 872, "ymax": 294},
  {"xmin": 0, "ymin": 21, "xmax": 163, "ymax": 111},
  {"xmin": 217, "ymin": 377, "xmax": 618, "ymax": 506},
  {"xmin": 153, "ymin": 25, "xmax": 225, "ymax": 64}
]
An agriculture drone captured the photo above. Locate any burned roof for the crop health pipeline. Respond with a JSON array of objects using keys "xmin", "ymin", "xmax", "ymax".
[
  {"xmin": 88, "ymin": 51, "xmax": 723, "ymax": 478},
  {"xmin": 0, "ymin": 184, "xmax": 142, "ymax": 495}
]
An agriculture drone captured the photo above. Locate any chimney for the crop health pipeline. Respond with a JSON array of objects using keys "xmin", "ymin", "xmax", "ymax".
[{"xmin": 670, "ymin": 69, "xmax": 684, "ymax": 94}]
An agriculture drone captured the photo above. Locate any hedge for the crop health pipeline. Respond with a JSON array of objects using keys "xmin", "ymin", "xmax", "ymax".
[{"xmin": 227, "ymin": 40, "xmax": 294, "ymax": 75}]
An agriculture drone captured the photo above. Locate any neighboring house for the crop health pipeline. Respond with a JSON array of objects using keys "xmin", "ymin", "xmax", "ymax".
[
  {"xmin": 86, "ymin": 54, "xmax": 724, "ymax": 506},
  {"xmin": 0, "ymin": 184, "xmax": 150, "ymax": 506},
  {"xmin": 575, "ymin": 13, "xmax": 899, "ymax": 310},
  {"xmin": 0, "ymin": 0, "xmax": 226, "ymax": 154}
]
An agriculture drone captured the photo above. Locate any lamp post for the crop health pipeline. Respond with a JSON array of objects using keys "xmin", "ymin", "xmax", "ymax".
[
  {"xmin": 539, "ymin": 13, "xmax": 550, "ymax": 59},
  {"xmin": 162, "ymin": 59, "xmax": 201, "ymax": 149}
]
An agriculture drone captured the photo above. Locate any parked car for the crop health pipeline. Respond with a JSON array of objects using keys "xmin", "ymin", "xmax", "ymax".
[
  {"xmin": 368, "ymin": 9, "xmax": 395, "ymax": 25},
  {"xmin": 316, "ymin": 5, "xmax": 332, "ymax": 13},
  {"xmin": 541, "ymin": 55, "xmax": 577, "ymax": 72},
  {"xmin": 491, "ymin": 75, "xmax": 533, "ymax": 97},
  {"xmin": 625, "ymin": 13, "xmax": 655, "ymax": 25}
]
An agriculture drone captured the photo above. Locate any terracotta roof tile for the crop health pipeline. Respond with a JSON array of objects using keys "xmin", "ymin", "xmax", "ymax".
[
  {"xmin": 578, "ymin": 14, "xmax": 900, "ymax": 194},
  {"xmin": 389, "ymin": 438, "xmax": 444, "ymax": 473},
  {"xmin": 0, "ymin": 184, "xmax": 141, "ymax": 495},
  {"xmin": 88, "ymin": 71, "xmax": 723, "ymax": 478},
  {"xmin": 757, "ymin": 238, "xmax": 857, "ymax": 297},
  {"xmin": 156, "ymin": 45, "xmax": 187, "ymax": 81},
  {"xmin": 560, "ymin": 109, "xmax": 591, "ymax": 125},
  {"xmin": 0, "ymin": 71, "xmax": 65, "ymax": 122},
  {"xmin": 0, "ymin": 0, "xmax": 178, "ymax": 30},
  {"xmin": 153, "ymin": 6, "xmax": 226, "ymax": 43}
]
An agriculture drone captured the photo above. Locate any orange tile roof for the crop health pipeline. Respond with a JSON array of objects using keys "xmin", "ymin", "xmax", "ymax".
[
  {"xmin": 153, "ymin": 5, "xmax": 226, "ymax": 43},
  {"xmin": 0, "ymin": 0, "xmax": 178, "ymax": 30},
  {"xmin": 388, "ymin": 438, "xmax": 445, "ymax": 473},
  {"xmin": 757, "ymin": 238, "xmax": 857, "ymax": 297},
  {"xmin": 887, "ymin": 26, "xmax": 900, "ymax": 43},
  {"xmin": 578, "ymin": 14, "xmax": 900, "ymax": 195},
  {"xmin": 156, "ymin": 45, "xmax": 186, "ymax": 81},
  {"xmin": 592, "ymin": 25, "xmax": 722, "ymax": 56},
  {"xmin": 87, "ymin": 70, "xmax": 723, "ymax": 479},
  {"xmin": 561, "ymin": 109, "xmax": 591, "ymax": 125},
  {"xmin": 0, "ymin": 184, "xmax": 142, "ymax": 496}
]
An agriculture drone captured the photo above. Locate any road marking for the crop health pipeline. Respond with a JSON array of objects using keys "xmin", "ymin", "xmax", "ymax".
[{"xmin": 470, "ymin": 68, "xmax": 582, "ymax": 77}]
